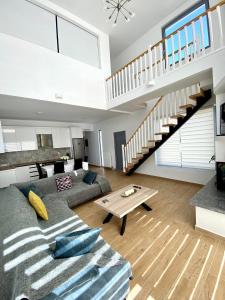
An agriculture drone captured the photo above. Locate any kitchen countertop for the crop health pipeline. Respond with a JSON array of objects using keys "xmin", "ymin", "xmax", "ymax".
[
  {"xmin": 190, "ymin": 176, "xmax": 225, "ymax": 214},
  {"xmin": 0, "ymin": 159, "xmax": 68, "ymax": 171}
]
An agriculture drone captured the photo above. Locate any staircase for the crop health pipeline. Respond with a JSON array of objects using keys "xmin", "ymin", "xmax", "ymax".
[{"xmin": 122, "ymin": 83, "xmax": 211, "ymax": 175}]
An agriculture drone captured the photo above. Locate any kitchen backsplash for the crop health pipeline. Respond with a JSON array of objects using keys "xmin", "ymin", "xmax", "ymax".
[{"xmin": 0, "ymin": 148, "xmax": 71, "ymax": 166}]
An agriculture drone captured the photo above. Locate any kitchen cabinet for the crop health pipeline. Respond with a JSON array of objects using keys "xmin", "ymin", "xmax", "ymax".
[
  {"xmin": 0, "ymin": 121, "xmax": 4, "ymax": 153},
  {"xmin": 70, "ymin": 127, "xmax": 83, "ymax": 139},
  {"xmin": 15, "ymin": 166, "xmax": 32, "ymax": 182},
  {"xmin": 35, "ymin": 127, "xmax": 52, "ymax": 134},
  {"xmin": 16, "ymin": 127, "xmax": 37, "ymax": 151},
  {"xmin": 52, "ymin": 127, "xmax": 71, "ymax": 148},
  {"xmin": 0, "ymin": 169, "xmax": 17, "ymax": 188},
  {"xmin": 2, "ymin": 126, "xmax": 21, "ymax": 152}
]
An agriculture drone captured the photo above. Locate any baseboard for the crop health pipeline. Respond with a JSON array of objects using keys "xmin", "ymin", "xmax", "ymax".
[{"xmin": 195, "ymin": 225, "xmax": 225, "ymax": 240}]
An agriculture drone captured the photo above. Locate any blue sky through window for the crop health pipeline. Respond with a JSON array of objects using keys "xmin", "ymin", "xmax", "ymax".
[{"xmin": 163, "ymin": 3, "xmax": 210, "ymax": 64}]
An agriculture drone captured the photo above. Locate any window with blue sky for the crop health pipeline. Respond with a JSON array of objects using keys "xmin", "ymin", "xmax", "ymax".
[{"xmin": 162, "ymin": 1, "xmax": 210, "ymax": 64}]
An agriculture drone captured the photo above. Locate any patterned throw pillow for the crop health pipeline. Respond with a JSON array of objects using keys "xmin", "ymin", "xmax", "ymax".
[
  {"xmin": 55, "ymin": 174, "xmax": 72, "ymax": 192},
  {"xmin": 53, "ymin": 228, "xmax": 102, "ymax": 258}
]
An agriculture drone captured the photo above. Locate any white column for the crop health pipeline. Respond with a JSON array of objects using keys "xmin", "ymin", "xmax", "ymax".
[
  {"xmin": 165, "ymin": 38, "xmax": 170, "ymax": 72},
  {"xmin": 122, "ymin": 144, "xmax": 125, "ymax": 172},
  {"xmin": 128, "ymin": 64, "xmax": 132, "ymax": 92},
  {"xmin": 121, "ymin": 69, "xmax": 124, "ymax": 95},
  {"xmin": 159, "ymin": 42, "xmax": 164, "ymax": 76},
  {"xmin": 135, "ymin": 59, "xmax": 139, "ymax": 88},
  {"xmin": 140, "ymin": 55, "xmax": 143, "ymax": 85},
  {"xmin": 154, "ymin": 46, "xmax": 158, "ymax": 78},
  {"xmin": 144, "ymin": 52, "xmax": 148, "ymax": 84},
  {"xmin": 132, "ymin": 62, "xmax": 135, "ymax": 89},
  {"xmin": 192, "ymin": 21, "xmax": 197, "ymax": 59}
]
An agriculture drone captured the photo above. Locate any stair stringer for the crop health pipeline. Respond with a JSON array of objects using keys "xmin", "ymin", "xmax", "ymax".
[{"xmin": 126, "ymin": 89, "xmax": 212, "ymax": 175}]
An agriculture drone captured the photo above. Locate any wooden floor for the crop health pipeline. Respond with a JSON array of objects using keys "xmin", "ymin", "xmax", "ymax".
[{"xmin": 74, "ymin": 167, "xmax": 225, "ymax": 300}]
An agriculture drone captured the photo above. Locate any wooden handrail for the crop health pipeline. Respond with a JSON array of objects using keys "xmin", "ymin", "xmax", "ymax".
[
  {"xmin": 106, "ymin": 0, "xmax": 225, "ymax": 81},
  {"xmin": 125, "ymin": 96, "xmax": 163, "ymax": 146}
]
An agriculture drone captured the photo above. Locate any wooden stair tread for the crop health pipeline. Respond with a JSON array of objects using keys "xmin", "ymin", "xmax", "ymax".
[
  {"xmin": 163, "ymin": 123, "xmax": 176, "ymax": 127},
  {"xmin": 189, "ymin": 89, "xmax": 204, "ymax": 100},
  {"xmin": 179, "ymin": 104, "xmax": 195, "ymax": 109},
  {"xmin": 155, "ymin": 132, "xmax": 169, "ymax": 135},
  {"xmin": 171, "ymin": 114, "xmax": 185, "ymax": 119}
]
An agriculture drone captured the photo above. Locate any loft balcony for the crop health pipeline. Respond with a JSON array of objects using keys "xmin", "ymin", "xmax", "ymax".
[{"xmin": 105, "ymin": 1, "xmax": 225, "ymax": 111}]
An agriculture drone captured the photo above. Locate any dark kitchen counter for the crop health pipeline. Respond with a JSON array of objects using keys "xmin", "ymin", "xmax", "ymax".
[
  {"xmin": 190, "ymin": 176, "xmax": 225, "ymax": 214},
  {"xmin": 0, "ymin": 159, "xmax": 65, "ymax": 171}
]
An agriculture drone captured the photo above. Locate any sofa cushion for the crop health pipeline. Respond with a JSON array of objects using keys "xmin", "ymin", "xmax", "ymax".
[
  {"xmin": 55, "ymin": 174, "xmax": 73, "ymax": 192},
  {"xmin": 53, "ymin": 228, "xmax": 102, "ymax": 258},
  {"xmin": 60, "ymin": 182, "xmax": 102, "ymax": 208},
  {"xmin": 28, "ymin": 190, "xmax": 48, "ymax": 221},
  {"xmin": 83, "ymin": 171, "xmax": 97, "ymax": 185},
  {"xmin": 19, "ymin": 182, "xmax": 43, "ymax": 198}
]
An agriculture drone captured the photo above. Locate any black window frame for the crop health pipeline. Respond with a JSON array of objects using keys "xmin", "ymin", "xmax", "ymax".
[{"xmin": 161, "ymin": 0, "xmax": 210, "ymax": 62}]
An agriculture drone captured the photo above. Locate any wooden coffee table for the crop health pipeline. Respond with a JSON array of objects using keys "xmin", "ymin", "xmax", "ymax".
[{"xmin": 95, "ymin": 184, "xmax": 158, "ymax": 235}]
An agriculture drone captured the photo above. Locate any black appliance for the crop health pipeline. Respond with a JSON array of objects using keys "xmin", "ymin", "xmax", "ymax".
[
  {"xmin": 220, "ymin": 103, "xmax": 225, "ymax": 135},
  {"xmin": 216, "ymin": 162, "xmax": 225, "ymax": 190}
]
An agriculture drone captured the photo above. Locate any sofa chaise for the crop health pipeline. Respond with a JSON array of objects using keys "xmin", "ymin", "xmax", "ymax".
[{"xmin": 0, "ymin": 170, "xmax": 132, "ymax": 300}]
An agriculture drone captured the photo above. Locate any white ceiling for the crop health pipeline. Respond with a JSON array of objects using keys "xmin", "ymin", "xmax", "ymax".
[
  {"xmin": 0, "ymin": 95, "xmax": 124, "ymax": 124},
  {"xmin": 49, "ymin": 0, "xmax": 188, "ymax": 58}
]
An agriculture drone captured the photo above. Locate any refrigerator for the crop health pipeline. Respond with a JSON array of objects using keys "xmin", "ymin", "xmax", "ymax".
[{"xmin": 72, "ymin": 138, "xmax": 84, "ymax": 170}]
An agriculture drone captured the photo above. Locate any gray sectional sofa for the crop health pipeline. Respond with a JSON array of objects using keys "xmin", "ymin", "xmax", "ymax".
[{"xmin": 0, "ymin": 170, "xmax": 132, "ymax": 300}]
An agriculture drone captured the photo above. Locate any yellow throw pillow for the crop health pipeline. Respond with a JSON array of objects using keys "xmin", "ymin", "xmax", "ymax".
[{"xmin": 28, "ymin": 191, "xmax": 48, "ymax": 221}]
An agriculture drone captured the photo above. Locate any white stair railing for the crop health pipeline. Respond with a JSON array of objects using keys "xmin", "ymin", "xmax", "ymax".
[
  {"xmin": 122, "ymin": 83, "xmax": 202, "ymax": 172},
  {"xmin": 106, "ymin": 1, "xmax": 225, "ymax": 104}
]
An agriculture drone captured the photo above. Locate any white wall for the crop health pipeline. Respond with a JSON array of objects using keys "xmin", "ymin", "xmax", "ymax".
[
  {"xmin": 0, "ymin": 0, "xmax": 111, "ymax": 110},
  {"xmin": 94, "ymin": 104, "xmax": 216, "ymax": 185},
  {"xmin": 112, "ymin": 0, "xmax": 220, "ymax": 72}
]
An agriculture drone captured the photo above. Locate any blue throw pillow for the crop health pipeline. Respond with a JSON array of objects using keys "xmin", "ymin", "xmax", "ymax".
[
  {"xmin": 19, "ymin": 183, "xmax": 43, "ymax": 198},
  {"xmin": 83, "ymin": 171, "xmax": 97, "ymax": 185},
  {"xmin": 53, "ymin": 228, "xmax": 102, "ymax": 259}
]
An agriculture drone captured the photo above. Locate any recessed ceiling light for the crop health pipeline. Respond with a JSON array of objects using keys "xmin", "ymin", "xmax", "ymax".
[{"xmin": 36, "ymin": 111, "xmax": 44, "ymax": 115}]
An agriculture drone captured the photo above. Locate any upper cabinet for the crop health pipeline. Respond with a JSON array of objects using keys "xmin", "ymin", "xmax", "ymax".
[
  {"xmin": 0, "ymin": 121, "xmax": 4, "ymax": 153},
  {"xmin": 57, "ymin": 17, "xmax": 100, "ymax": 68},
  {"xmin": 70, "ymin": 127, "xmax": 83, "ymax": 139},
  {"xmin": 16, "ymin": 127, "xmax": 37, "ymax": 151},
  {"xmin": 2, "ymin": 126, "xmax": 37, "ymax": 152},
  {"xmin": 52, "ymin": 127, "xmax": 71, "ymax": 148},
  {"xmin": 0, "ymin": 0, "xmax": 57, "ymax": 51}
]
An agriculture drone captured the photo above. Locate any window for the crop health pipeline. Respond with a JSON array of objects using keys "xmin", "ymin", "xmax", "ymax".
[
  {"xmin": 156, "ymin": 108, "xmax": 215, "ymax": 170},
  {"xmin": 57, "ymin": 17, "xmax": 100, "ymax": 68},
  {"xmin": 162, "ymin": 0, "xmax": 210, "ymax": 64}
]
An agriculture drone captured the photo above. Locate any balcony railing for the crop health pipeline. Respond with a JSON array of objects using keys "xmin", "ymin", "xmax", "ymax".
[{"xmin": 106, "ymin": 0, "xmax": 225, "ymax": 103}]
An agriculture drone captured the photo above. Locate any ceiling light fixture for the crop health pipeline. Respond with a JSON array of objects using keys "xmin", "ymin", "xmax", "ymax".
[{"xmin": 104, "ymin": 0, "xmax": 135, "ymax": 27}]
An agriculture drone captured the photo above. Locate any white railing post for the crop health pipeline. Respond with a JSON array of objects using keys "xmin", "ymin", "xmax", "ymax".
[
  {"xmin": 199, "ymin": 16, "xmax": 206, "ymax": 55},
  {"xmin": 122, "ymin": 144, "xmax": 126, "ymax": 172},
  {"xmin": 217, "ymin": 5, "xmax": 224, "ymax": 47},
  {"xmin": 154, "ymin": 46, "xmax": 158, "ymax": 79},
  {"xmin": 207, "ymin": 11, "xmax": 214, "ymax": 51},
  {"xmin": 148, "ymin": 45, "xmax": 154, "ymax": 84},
  {"xmin": 128, "ymin": 64, "xmax": 132, "ymax": 91},
  {"xmin": 184, "ymin": 26, "xmax": 189, "ymax": 63},
  {"xmin": 121, "ymin": 69, "xmax": 124, "ymax": 95},
  {"xmin": 171, "ymin": 35, "xmax": 176, "ymax": 70},
  {"xmin": 159, "ymin": 42, "xmax": 164, "ymax": 76},
  {"xmin": 140, "ymin": 55, "xmax": 143, "ymax": 85},
  {"xmin": 144, "ymin": 53, "xmax": 148, "ymax": 84},
  {"xmin": 165, "ymin": 38, "xmax": 170, "ymax": 72},
  {"xmin": 132, "ymin": 62, "xmax": 135, "ymax": 89},
  {"xmin": 192, "ymin": 21, "xmax": 197, "ymax": 59},
  {"xmin": 178, "ymin": 30, "xmax": 182, "ymax": 66}
]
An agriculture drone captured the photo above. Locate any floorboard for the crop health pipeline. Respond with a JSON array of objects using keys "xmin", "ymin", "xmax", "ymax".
[{"xmin": 74, "ymin": 167, "xmax": 225, "ymax": 300}]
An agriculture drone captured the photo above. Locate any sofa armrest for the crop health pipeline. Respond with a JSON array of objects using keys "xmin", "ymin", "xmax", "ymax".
[{"xmin": 95, "ymin": 174, "xmax": 112, "ymax": 194}]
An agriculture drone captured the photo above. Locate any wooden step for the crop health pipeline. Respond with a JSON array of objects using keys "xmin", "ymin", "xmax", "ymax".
[
  {"xmin": 189, "ymin": 88, "xmax": 204, "ymax": 100},
  {"xmin": 171, "ymin": 114, "xmax": 185, "ymax": 119},
  {"xmin": 155, "ymin": 132, "xmax": 169, "ymax": 135},
  {"xmin": 162, "ymin": 123, "xmax": 177, "ymax": 127},
  {"xmin": 132, "ymin": 158, "xmax": 140, "ymax": 164},
  {"xmin": 179, "ymin": 104, "xmax": 195, "ymax": 109}
]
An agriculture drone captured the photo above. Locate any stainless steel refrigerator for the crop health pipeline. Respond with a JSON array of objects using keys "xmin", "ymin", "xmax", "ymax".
[{"xmin": 72, "ymin": 138, "xmax": 84, "ymax": 169}]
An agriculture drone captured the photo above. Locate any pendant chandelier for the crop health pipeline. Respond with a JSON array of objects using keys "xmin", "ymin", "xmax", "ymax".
[{"xmin": 104, "ymin": 0, "xmax": 135, "ymax": 27}]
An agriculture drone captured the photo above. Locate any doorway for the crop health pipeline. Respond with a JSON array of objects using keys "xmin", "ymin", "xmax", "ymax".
[{"xmin": 114, "ymin": 131, "xmax": 126, "ymax": 170}]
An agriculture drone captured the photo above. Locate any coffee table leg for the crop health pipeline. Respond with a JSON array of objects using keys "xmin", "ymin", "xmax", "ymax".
[
  {"xmin": 120, "ymin": 215, "xmax": 127, "ymax": 236},
  {"xmin": 142, "ymin": 203, "xmax": 152, "ymax": 211},
  {"xmin": 103, "ymin": 213, "xmax": 113, "ymax": 224}
]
